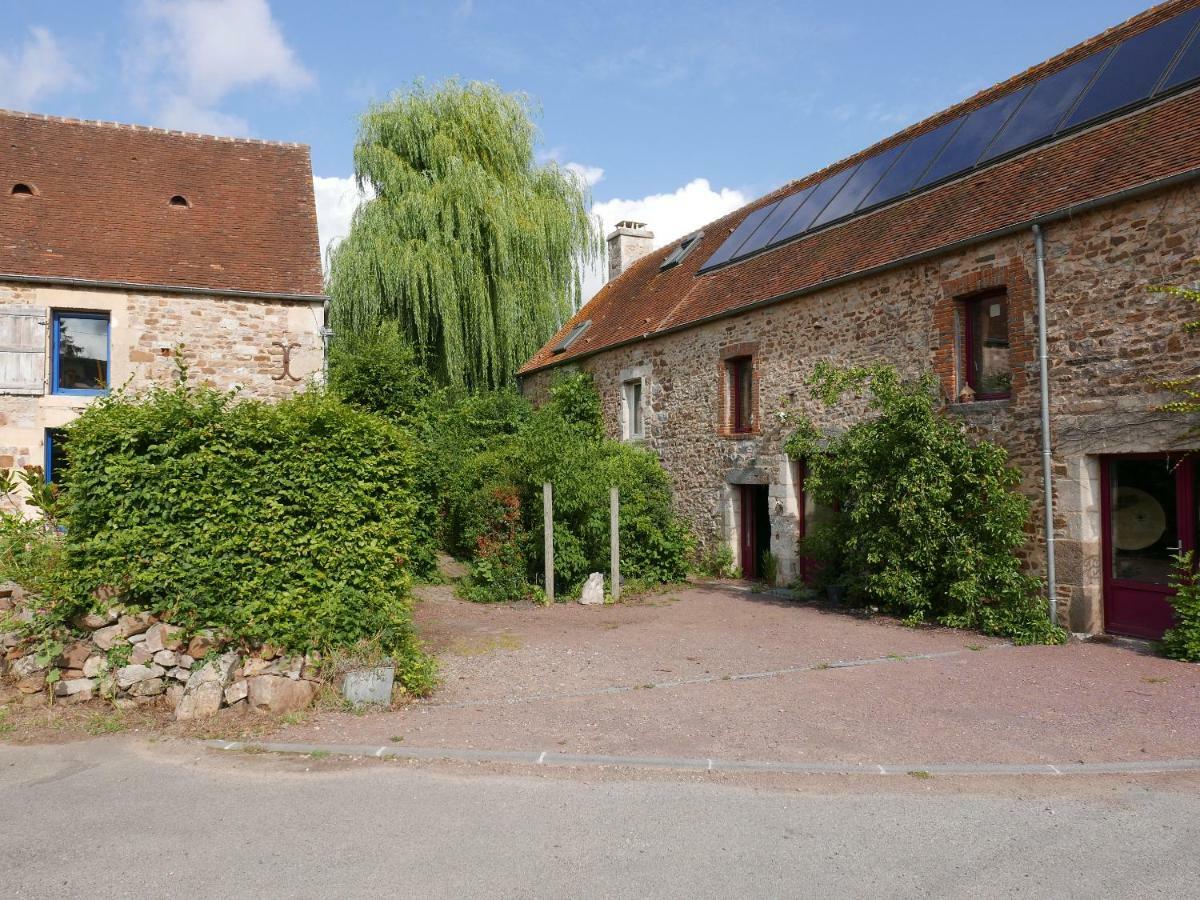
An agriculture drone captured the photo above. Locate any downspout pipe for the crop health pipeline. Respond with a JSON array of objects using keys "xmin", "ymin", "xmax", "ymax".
[
  {"xmin": 1032, "ymin": 224, "xmax": 1057, "ymax": 626},
  {"xmin": 321, "ymin": 299, "xmax": 333, "ymax": 384}
]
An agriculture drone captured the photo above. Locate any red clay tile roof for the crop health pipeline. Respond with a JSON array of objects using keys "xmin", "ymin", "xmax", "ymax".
[
  {"xmin": 521, "ymin": 0, "xmax": 1200, "ymax": 375},
  {"xmin": 0, "ymin": 110, "xmax": 324, "ymax": 298}
]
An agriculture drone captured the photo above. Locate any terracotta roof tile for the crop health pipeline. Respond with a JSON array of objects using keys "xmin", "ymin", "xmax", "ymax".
[
  {"xmin": 0, "ymin": 110, "xmax": 324, "ymax": 298},
  {"xmin": 522, "ymin": 0, "xmax": 1200, "ymax": 374}
]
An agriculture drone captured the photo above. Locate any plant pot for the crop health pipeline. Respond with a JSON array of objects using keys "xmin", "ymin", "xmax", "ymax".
[{"xmin": 340, "ymin": 666, "xmax": 395, "ymax": 707}]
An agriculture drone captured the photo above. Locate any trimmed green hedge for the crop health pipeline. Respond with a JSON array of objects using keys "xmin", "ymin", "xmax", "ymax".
[{"xmin": 56, "ymin": 381, "xmax": 435, "ymax": 688}]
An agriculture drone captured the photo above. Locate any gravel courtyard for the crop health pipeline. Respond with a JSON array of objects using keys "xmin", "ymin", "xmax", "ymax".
[{"xmin": 274, "ymin": 583, "xmax": 1200, "ymax": 767}]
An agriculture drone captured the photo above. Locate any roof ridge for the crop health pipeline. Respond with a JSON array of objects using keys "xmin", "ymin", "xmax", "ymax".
[{"xmin": 0, "ymin": 107, "xmax": 310, "ymax": 150}]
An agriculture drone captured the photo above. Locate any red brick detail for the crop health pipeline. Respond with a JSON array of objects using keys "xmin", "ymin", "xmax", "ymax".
[
  {"xmin": 935, "ymin": 260, "xmax": 1034, "ymax": 401},
  {"xmin": 0, "ymin": 110, "xmax": 323, "ymax": 297},
  {"xmin": 717, "ymin": 343, "xmax": 760, "ymax": 437},
  {"xmin": 522, "ymin": 0, "xmax": 1200, "ymax": 375}
]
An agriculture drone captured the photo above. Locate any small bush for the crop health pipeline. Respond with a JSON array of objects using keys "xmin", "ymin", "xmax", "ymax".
[
  {"xmin": 1163, "ymin": 553, "xmax": 1200, "ymax": 661},
  {"xmin": 693, "ymin": 542, "xmax": 736, "ymax": 579},
  {"xmin": 785, "ymin": 363, "xmax": 1064, "ymax": 645},
  {"xmin": 50, "ymin": 380, "xmax": 435, "ymax": 690}
]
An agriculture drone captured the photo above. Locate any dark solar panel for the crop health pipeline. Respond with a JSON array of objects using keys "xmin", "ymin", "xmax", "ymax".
[
  {"xmin": 697, "ymin": 202, "xmax": 778, "ymax": 271},
  {"xmin": 860, "ymin": 118, "xmax": 962, "ymax": 209},
  {"xmin": 736, "ymin": 186, "xmax": 815, "ymax": 257},
  {"xmin": 981, "ymin": 51, "xmax": 1108, "ymax": 163},
  {"xmin": 1063, "ymin": 9, "xmax": 1200, "ymax": 130},
  {"xmin": 810, "ymin": 141, "xmax": 907, "ymax": 228},
  {"xmin": 916, "ymin": 88, "xmax": 1029, "ymax": 188},
  {"xmin": 1159, "ymin": 20, "xmax": 1200, "ymax": 93},
  {"xmin": 771, "ymin": 163, "xmax": 861, "ymax": 245},
  {"xmin": 698, "ymin": 6, "xmax": 1200, "ymax": 275}
]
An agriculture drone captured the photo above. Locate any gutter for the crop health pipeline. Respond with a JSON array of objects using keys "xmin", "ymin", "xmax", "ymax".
[
  {"xmin": 520, "ymin": 166, "xmax": 1200, "ymax": 377},
  {"xmin": 1032, "ymin": 224, "xmax": 1058, "ymax": 625},
  {"xmin": 0, "ymin": 271, "xmax": 327, "ymax": 304}
]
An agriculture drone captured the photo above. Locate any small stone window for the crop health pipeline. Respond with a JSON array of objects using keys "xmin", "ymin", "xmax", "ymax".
[
  {"xmin": 961, "ymin": 289, "xmax": 1011, "ymax": 400},
  {"xmin": 169, "ymin": 195, "xmax": 191, "ymax": 208},
  {"xmin": 10, "ymin": 183, "xmax": 35, "ymax": 196},
  {"xmin": 622, "ymin": 378, "xmax": 644, "ymax": 440},
  {"xmin": 726, "ymin": 355, "xmax": 755, "ymax": 434}
]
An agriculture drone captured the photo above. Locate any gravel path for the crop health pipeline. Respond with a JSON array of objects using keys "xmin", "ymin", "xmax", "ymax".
[{"xmin": 275, "ymin": 583, "xmax": 1200, "ymax": 765}]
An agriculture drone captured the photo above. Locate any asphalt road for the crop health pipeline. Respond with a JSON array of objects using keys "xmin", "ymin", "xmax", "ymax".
[{"xmin": 2, "ymin": 739, "xmax": 1198, "ymax": 899}]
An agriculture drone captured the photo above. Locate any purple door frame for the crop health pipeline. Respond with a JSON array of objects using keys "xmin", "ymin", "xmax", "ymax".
[{"xmin": 1100, "ymin": 454, "xmax": 1195, "ymax": 640}]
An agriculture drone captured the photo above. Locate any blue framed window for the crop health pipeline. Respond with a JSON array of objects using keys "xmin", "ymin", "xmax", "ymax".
[
  {"xmin": 44, "ymin": 428, "xmax": 68, "ymax": 485},
  {"xmin": 52, "ymin": 311, "xmax": 110, "ymax": 396}
]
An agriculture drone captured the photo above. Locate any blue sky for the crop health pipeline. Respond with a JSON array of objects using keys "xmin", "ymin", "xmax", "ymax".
[{"xmin": 2, "ymin": 0, "xmax": 1154, "ymax": 293}]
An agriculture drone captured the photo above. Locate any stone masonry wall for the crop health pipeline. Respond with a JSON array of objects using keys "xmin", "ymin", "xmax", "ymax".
[
  {"xmin": 521, "ymin": 181, "xmax": 1200, "ymax": 633},
  {"xmin": 0, "ymin": 281, "xmax": 323, "ymax": 472}
]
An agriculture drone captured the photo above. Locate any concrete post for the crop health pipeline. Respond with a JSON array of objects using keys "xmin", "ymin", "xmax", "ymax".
[
  {"xmin": 543, "ymin": 482, "xmax": 554, "ymax": 603},
  {"xmin": 610, "ymin": 486, "xmax": 620, "ymax": 603}
]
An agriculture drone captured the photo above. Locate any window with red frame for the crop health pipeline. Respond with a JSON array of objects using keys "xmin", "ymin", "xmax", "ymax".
[
  {"xmin": 962, "ymin": 290, "xmax": 1011, "ymax": 399},
  {"xmin": 728, "ymin": 356, "xmax": 754, "ymax": 433}
]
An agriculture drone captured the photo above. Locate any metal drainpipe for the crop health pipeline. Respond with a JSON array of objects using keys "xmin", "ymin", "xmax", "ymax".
[
  {"xmin": 321, "ymin": 299, "xmax": 333, "ymax": 384},
  {"xmin": 1032, "ymin": 224, "xmax": 1057, "ymax": 625}
]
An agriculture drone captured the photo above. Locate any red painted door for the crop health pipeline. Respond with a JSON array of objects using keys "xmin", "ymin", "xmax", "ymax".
[
  {"xmin": 1101, "ymin": 455, "xmax": 1195, "ymax": 640},
  {"xmin": 739, "ymin": 484, "xmax": 758, "ymax": 579}
]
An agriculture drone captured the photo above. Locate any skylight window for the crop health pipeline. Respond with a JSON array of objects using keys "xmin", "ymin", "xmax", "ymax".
[
  {"xmin": 660, "ymin": 232, "xmax": 704, "ymax": 270},
  {"xmin": 551, "ymin": 319, "xmax": 591, "ymax": 354}
]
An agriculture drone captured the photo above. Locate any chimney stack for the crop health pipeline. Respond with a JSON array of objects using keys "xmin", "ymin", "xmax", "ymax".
[{"xmin": 606, "ymin": 220, "xmax": 654, "ymax": 282}]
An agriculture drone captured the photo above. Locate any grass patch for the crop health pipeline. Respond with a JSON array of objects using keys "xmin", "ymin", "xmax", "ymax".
[
  {"xmin": 85, "ymin": 714, "xmax": 124, "ymax": 736},
  {"xmin": 308, "ymin": 750, "xmax": 331, "ymax": 760},
  {"xmin": 908, "ymin": 770, "xmax": 933, "ymax": 780}
]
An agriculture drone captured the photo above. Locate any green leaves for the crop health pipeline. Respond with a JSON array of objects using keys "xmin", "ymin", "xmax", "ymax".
[
  {"xmin": 1163, "ymin": 552, "xmax": 1200, "ymax": 661},
  {"xmin": 785, "ymin": 365, "xmax": 1064, "ymax": 645},
  {"xmin": 328, "ymin": 80, "xmax": 602, "ymax": 391},
  {"xmin": 51, "ymin": 381, "xmax": 435, "ymax": 689}
]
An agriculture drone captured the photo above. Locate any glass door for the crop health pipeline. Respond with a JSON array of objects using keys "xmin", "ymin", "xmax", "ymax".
[{"xmin": 1101, "ymin": 455, "xmax": 1195, "ymax": 639}]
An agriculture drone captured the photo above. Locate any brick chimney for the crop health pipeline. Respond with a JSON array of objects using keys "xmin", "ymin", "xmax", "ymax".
[{"xmin": 606, "ymin": 220, "xmax": 654, "ymax": 282}]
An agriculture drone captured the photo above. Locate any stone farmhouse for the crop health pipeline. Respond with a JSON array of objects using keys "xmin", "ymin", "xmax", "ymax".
[
  {"xmin": 0, "ymin": 110, "xmax": 326, "ymax": 484},
  {"xmin": 520, "ymin": 0, "xmax": 1200, "ymax": 640}
]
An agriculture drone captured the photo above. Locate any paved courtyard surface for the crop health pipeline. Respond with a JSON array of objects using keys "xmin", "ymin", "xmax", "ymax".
[{"xmin": 275, "ymin": 584, "xmax": 1200, "ymax": 766}]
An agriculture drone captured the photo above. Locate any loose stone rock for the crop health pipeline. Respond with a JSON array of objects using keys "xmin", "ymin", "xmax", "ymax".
[
  {"xmin": 579, "ymin": 572, "xmax": 605, "ymax": 605},
  {"xmin": 53, "ymin": 677, "xmax": 96, "ymax": 700},
  {"xmin": 247, "ymin": 675, "xmax": 315, "ymax": 714},
  {"xmin": 72, "ymin": 610, "xmax": 118, "ymax": 631},
  {"xmin": 16, "ymin": 672, "xmax": 46, "ymax": 694},
  {"xmin": 115, "ymin": 664, "xmax": 164, "ymax": 690},
  {"xmin": 224, "ymin": 679, "xmax": 249, "ymax": 705},
  {"xmin": 92, "ymin": 624, "xmax": 124, "ymax": 651},
  {"xmin": 143, "ymin": 623, "xmax": 183, "ymax": 654},
  {"xmin": 152, "ymin": 649, "xmax": 178, "ymax": 668},
  {"xmin": 117, "ymin": 613, "xmax": 155, "ymax": 638},
  {"xmin": 186, "ymin": 632, "xmax": 217, "ymax": 659},
  {"xmin": 82, "ymin": 655, "xmax": 107, "ymax": 678},
  {"xmin": 177, "ymin": 654, "xmax": 195, "ymax": 669},
  {"xmin": 11, "ymin": 655, "xmax": 44, "ymax": 679},
  {"xmin": 128, "ymin": 677, "xmax": 166, "ymax": 698},
  {"xmin": 130, "ymin": 644, "xmax": 154, "ymax": 666}
]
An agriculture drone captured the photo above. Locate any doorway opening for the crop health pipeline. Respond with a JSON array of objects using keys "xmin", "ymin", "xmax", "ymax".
[
  {"xmin": 738, "ymin": 484, "xmax": 771, "ymax": 580},
  {"xmin": 1101, "ymin": 454, "xmax": 1196, "ymax": 639}
]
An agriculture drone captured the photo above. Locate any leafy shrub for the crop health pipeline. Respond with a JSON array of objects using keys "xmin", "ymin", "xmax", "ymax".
[
  {"xmin": 1163, "ymin": 552, "xmax": 1200, "ymax": 661},
  {"xmin": 693, "ymin": 542, "xmax": 736, "ymax": 579},
  {"xmin": 51, "ymin": 380, "xmax": 435, "ymax": 690},
  {"xmin": 784, "ymin": 363, "xmax": 1064, "ymax": 645},
  {"xmin": 328, "ymin": 323, "xmax": 433, "ymax": 428}
]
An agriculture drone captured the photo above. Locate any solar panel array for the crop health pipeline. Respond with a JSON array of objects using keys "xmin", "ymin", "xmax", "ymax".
[{"xmin": 698, "ymin": 7, "xmax": 1200, "ymax": 274}]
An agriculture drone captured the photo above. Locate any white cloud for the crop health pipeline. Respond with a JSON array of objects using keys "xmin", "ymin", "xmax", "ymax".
[
  {"xmin": 130, "ymin": 0, "xmax": 313, "ymax": 135},
  {"xmin": 564, "ymin": 162, "xmax": 604, "ymax": 188},
  {"xmin": 583, "ymin": 177, "xmax": 748, "ymax": 299},
  {"xmin": 0, "ymin": 26, "xmax": 86, "ymax": 109},
  {"xmin": 312, "ymin": 175, "xmax": 374, "ymax": 268}
]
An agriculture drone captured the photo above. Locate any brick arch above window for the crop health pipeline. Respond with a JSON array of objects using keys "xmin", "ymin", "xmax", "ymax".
[{"xmin": 934, "ymin": 259, "xmax": 1033, "ymax": 404}]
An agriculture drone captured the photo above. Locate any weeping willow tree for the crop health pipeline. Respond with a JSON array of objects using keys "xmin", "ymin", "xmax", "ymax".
[{"xmin": 328, "ymin": 80, "xmax": 602, "ymax": 391}]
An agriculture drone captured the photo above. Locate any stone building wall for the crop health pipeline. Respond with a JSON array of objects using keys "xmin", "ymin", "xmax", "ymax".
[
  {"xmin": 0, "ymin": 281, "xmax": 323, "ymax": 473},
  {"xmin": 520, "ymin": 181, "xmax": 1200, "ymax": 633}
]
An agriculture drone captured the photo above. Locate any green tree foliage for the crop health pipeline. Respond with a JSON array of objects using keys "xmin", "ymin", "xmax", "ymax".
[
  {"xmin": 328, "ymin": 80, "xmax": 602, "ymax": 391},
  {"xmin": 1163, "ymin": 552, "xmax": 1200, "ymax": 661},
  {"xmin": 446, "ymin": 373, "xmax": 693, "ymax": 599},
  {"xmin": 784, "ymin": 363, "xmax": 1064, "ymax": 645},
  {"xmin": 50, "ymin": 381, "xmax": 436, "ymax": 690}
]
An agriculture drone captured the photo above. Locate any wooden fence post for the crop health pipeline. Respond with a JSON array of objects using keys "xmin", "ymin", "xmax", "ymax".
[
  {"xmin": 543, "ymin": 482, "xmax": 554, "ymax": 603},
  {"xmin": 610, "ymin": 486, "xmax": 620, "ymax": 603}
]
